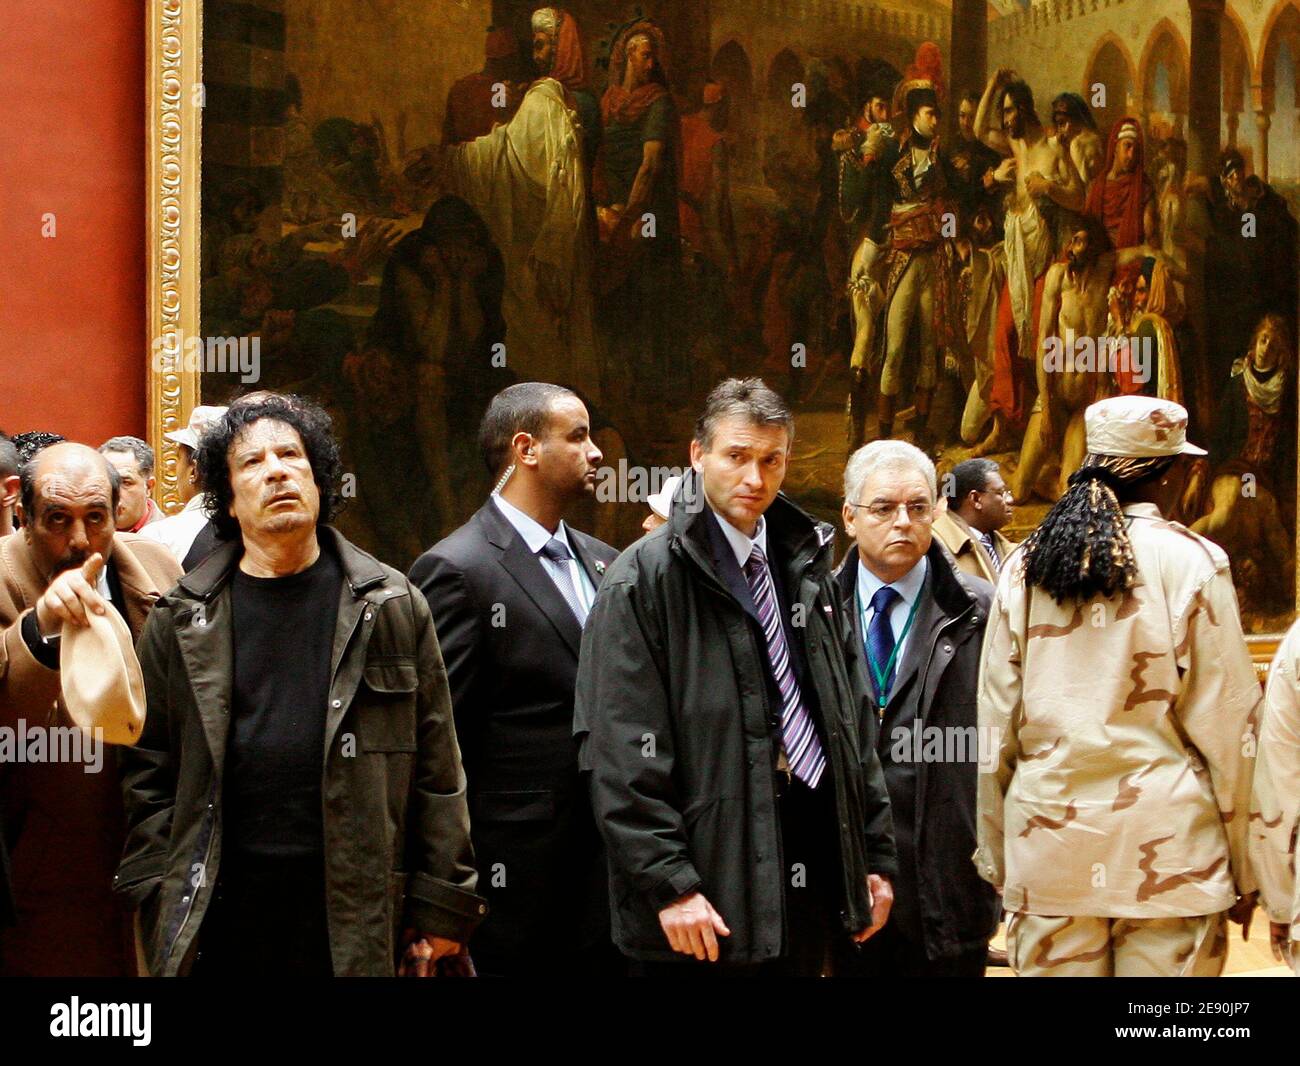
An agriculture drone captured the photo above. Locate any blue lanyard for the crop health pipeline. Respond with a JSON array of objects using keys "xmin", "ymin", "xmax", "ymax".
[{"xmin": 856, "ymin": 585, "xmax": 922, "ymax": 709}]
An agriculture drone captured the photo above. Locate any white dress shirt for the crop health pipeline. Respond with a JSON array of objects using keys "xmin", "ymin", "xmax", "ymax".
[
  {"xmin": 711, "ymin": 509, "xmax": 768, "ymax": 571},
  {"xmin": 96, "ymin": 562, "xmax": 113, "ymax": 606},
  {"xmin": 492, "ymin": 494, "xmax": 596, "ymax": 616},
  {"xmin": 138, "ymin": 494, "xmax": 210, "ymax": 567},
  {"xmin": 856, "ymin": 552, "xmax": 928, "ymax": 668}
]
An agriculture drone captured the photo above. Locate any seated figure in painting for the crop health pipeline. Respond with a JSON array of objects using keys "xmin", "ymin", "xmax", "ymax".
[
  {"xmin": 1191, "ymin": 314, "xmax": 1296, "ymax": 623},
  {"xmin": 352, "ymin": 196, "xmax": 507, "ymax": 560},
  {"xmin": 1131, "ymin": 256, "xmax": 1185, "ymax": 402},
  {"xmin": 1010, "ymin": 219, "xmax": 1179, "ymax": 505}
]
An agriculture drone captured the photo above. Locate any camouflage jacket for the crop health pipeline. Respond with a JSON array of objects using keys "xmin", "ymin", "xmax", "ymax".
[
  {"xmin": 976, "ymin": 502, "xmax": 1260, "ymax": 917},
  {"xmin": 1250, "ymin": 619, "xmax": 1300, "ymax": 957}
]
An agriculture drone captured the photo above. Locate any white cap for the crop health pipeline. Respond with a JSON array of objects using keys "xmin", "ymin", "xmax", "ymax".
[
  {"xmin": 163, "ymin": 405, "xmax": 228, "ymax": 451},
  {"xmin": 647, "ymin": 475, "xmax": 682, "ymax": 521}
]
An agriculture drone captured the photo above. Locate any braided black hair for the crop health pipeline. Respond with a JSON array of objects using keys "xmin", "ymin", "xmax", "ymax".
[{"xmin": 1019, "ymin": 453, "xmax": 1174, "ymax": 603}]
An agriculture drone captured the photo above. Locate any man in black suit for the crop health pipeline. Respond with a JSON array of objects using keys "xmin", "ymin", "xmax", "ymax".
[{"xmin": 409, "ymin": 382, "xmax": 619, "ymax": 976}]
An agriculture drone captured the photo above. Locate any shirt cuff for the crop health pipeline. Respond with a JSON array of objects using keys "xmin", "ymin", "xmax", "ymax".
[{"xmin": 21, "ymin": 610, "xmax": 60, "ymax": 670}]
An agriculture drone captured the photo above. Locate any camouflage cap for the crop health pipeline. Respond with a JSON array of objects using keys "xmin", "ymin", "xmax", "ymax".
[{"xmin": 1084, "ymin": 395, "xmax": 1207, "ymax": 458}]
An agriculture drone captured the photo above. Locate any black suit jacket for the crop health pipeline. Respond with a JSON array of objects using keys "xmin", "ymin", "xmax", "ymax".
[
  {"xmin": 408, "ymin": 499, "xmax": 619, "ymax": 974},
  {"xmin": 0, "ymin": 832, "xmax": 11, "ymax": 930}
]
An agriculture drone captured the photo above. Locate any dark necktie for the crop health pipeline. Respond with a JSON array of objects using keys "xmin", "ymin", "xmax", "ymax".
[
  {"xmin": 743, "ymin": 545, "xmax": 826, "ymax": 788},
  {"xmin": 539, "ymin": 537, "xmax": 587, "ymax": 625},
  {"xmin": 866, "ymin": 585, "xmax": 901, "ymax": 705},
  {"xmin": 979, "ymin": 532, "xmax": 1002, "ymax": 574}
]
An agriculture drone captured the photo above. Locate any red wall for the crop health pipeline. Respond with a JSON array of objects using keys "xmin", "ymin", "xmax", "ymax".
[{"xmin": 0, "ymin": 0, "xmax": 146, "ymax": 446}]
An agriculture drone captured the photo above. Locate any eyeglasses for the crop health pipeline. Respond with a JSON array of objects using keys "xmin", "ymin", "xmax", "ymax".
[
  {"xmin": 850, "ymin": 500, "xmax": 934, "ymax": 523},
  {"xmin": 981, "ymin": 486, "xmax": 1014, "ymax": 499}
]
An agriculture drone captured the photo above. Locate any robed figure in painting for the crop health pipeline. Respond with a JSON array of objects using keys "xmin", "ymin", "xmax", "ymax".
[
  {"xmin": 1084, "ymin": 118, "xmax": 1157, "ymax": 253},
  {"xmin": 596, "ymin": 18, "xmax": 682, "ymax": 387},
  {"xmin": 409, "ymin": 7, "xmax": 600, "ymax": 395}
]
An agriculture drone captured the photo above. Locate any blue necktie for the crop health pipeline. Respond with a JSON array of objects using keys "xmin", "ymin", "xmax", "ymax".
[{"xmin": 866, "ymin": 585, "xmax": 901, "ymax": 704}]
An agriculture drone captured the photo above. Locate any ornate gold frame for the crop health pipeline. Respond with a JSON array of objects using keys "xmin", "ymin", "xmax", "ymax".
[
  {"xmin": 146, "ymin": 0, "xmax": 202, "ymax": 514},
  {"xmin": 144, "ymin": 0, "xmax": 1287, "ymax": 671}
]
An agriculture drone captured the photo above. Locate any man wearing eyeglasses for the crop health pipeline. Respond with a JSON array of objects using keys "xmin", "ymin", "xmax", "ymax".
[
  {"xmin": 835, "ymin": 440, "xmax": 1000, "ymax": 976},
  {"xmin": 933, "ymin": 458, "xmax": 1015, "ymax": 587}
]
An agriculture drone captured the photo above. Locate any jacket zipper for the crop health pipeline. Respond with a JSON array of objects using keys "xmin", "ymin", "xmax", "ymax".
[
  {"xmin": 331, "ymin": 583, "xmax": 370, "ymax": 691},
  {"xmin": 313, "ymin": 584, "xmax": 374, "ymax": 960},
  {"xmin": 909, "ymin": 605, "xmax": 974, "ymax": 954},
  {"xmin": 676, "ymin": 527, "xmax": 841, "ymax": 936},
  {"xmin": 808, "ymin": 583, "xmax": 872, "ymax": 935},
  {"xmin": 914, "ymin": 607, "xmax": 973, "ymax": 718},
  {"xmin": 913, "ymin": 607, "xmax": 974, "ymax": 800}
]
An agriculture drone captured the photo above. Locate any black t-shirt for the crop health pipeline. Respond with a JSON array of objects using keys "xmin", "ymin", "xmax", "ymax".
[{"xmin": 225, "ymin": 543, "xmax": 343, "ymax": 860}]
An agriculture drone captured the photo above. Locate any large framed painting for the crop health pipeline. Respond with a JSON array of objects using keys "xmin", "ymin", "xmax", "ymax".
[{"xmin": 149, "ymin": 0, "xmax": 1300, "ymax": 665}]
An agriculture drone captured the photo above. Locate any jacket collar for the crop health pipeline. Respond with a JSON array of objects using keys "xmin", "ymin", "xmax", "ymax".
[
  {"xmin": 484, "ymin": 494, "xmax": 605, "ymax": 588},
  {"xmin": 111, "ymin": 537, "xmax": 170, "ymax": 635},
  {"xmin": 940, "ymin": 508, "xmax": 978, "ymax": 551},
  {"xmin": 942, "ymin": 508, "xmax": 1010, "ymax": 554},
  {"xmin": 670, "ymin": 469, "xmax": 831, "ymax": 594},
  {"xmin": 473, "ymin": 499, "xmax": 586, "ymax": 658},
  {"xmin": 1, "ymin": 529, "xmax": 51, "ymax": 604},
  {"xmin": 835, "ymin": 538, "xmax": 981, "ymax": 656},
  {"xmin": 0, "ymin": 532, "xmax": 163, "ymax": 636},
  {"xmin": 1121, "ymin": 501, "xmax": 1163, "ymax": 521},
  {"xmin": 176, "ymin": 525, "xmax": 388, "ymax": 602},
  {"xmin": 837, "ymin": 540, "xmax": 982, "ymax": 716},
  {"xmin": 701, "ymin": 505, "xmax": 762, "ymax": 623}
]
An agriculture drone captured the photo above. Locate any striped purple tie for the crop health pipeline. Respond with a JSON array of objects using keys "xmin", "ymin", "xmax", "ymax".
[{"xmin": 743, "ymin": 544, "xmax": 826, "ymax": 789}]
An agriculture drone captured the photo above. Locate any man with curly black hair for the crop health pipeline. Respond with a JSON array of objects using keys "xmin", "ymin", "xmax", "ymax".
[{"xmin": 116, "ymin": 394, "xmax": 486, "ymax": 976}]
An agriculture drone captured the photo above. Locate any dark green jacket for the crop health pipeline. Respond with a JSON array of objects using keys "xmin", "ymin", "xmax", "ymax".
[
  {"xmin": 574, "ymin": 473, "xmax": 896, "ymax": 964},
  {"xmin": 114, "ymin": 527, "xmax": 485, "ymax": 976}
]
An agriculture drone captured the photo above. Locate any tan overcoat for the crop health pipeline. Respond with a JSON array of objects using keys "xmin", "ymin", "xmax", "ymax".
[{"xmin": 0, "ymin": 530, "xmax": 179, "ymax": 975}]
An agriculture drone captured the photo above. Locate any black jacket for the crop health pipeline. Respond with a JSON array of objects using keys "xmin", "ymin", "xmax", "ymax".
[
  {"xmin": 0, "ymin": 833, "xmax": 11, "ymax": 930},
  {"xmin": 116, "ymin": 528, "xmax": 484, "ymax": 976},
  {"xmin": 409, "ymin": 501, "xmax": 619, "ymax": 974},
  {"xmin": 575, "ymin": 473, "xmax": 896, "ymax": 964},
  {"xmin": 835, "ymin": 540, "xmax": 1000, "ymax": 960}
]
